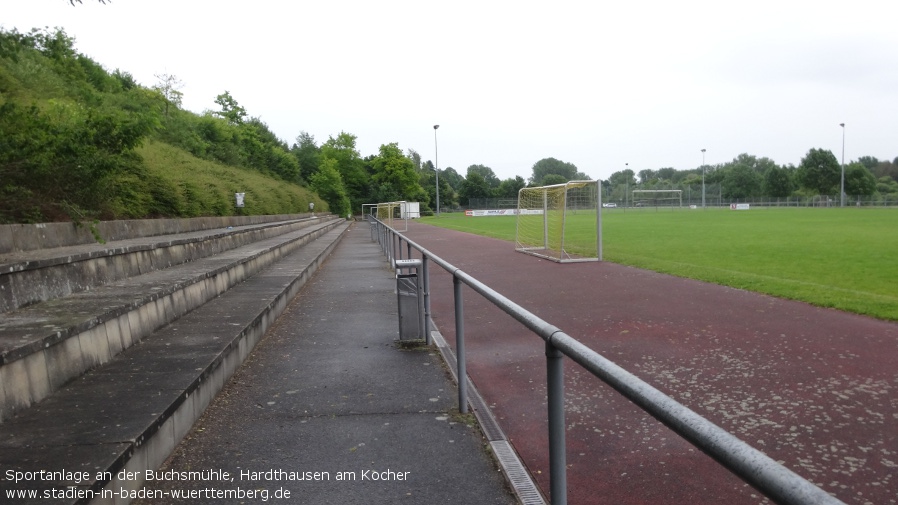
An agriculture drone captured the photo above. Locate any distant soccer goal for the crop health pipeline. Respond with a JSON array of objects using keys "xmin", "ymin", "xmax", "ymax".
[
  {"xmin": 515, "ymin": 180, "xmax": 601, "ymax": 263},
  {"xmin": 370, "ymin": 201, "xmax": 409, "ymax": 231},
  {"xmin": 632, "ymin": 189, "xmax": 682, "ymax": 208}
]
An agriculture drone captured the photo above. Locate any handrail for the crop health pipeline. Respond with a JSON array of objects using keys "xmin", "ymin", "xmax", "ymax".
[{"xmin": 367, "ymin": 215, "xmax": 845, "ymax": 505}]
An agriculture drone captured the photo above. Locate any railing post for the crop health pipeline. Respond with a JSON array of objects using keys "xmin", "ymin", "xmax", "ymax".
[
  {"xmin": 422, "ymin": 256, "xmax": 432, "ymax": 346},
  {"xmin": 453, "ymin": 276, "xmax": 468, "ymax": 414},
  {"xmin": 546, "ymin": 339, "xmax": 567, "ymax": 505},
  {"xmin": 389, "ymin": 231, "xmax": 394, "ymax": 264},
  {"xmin": 415, "ymin": 262, "xmax": 426, "ymax": 344}
]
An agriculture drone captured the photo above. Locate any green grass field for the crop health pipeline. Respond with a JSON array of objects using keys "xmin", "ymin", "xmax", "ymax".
[{"xmin": 419, "ymin": 208, "xmax": 898, "ymax": 321}]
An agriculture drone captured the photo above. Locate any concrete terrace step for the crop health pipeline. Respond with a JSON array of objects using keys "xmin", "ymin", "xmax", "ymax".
[
  {"xmin": 0, "ymin": 215, "xmax": 334, "ymax": 314},
  {"xmin": 0, "ymin": 214, "xmax": 317, "ymax": 255},
  {"xmin": 0, "ymin": 222, "xmax": 350, "ymax": 504},
  {"xmin": 0, "ymin": 218, "xmax": 346, "ymax": 422}
]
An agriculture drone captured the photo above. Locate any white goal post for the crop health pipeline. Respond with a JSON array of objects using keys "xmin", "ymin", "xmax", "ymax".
[
  {"xmin": 515, "ymin": 180, "xmax": 602, "ymax": 263},
  {"xmin": 631, "ymin": 189, "xmax": 682, "ymax": 207}
]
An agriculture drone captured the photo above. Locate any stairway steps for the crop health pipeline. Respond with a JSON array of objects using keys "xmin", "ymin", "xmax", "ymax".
[
  {"xmin": 1, "ymin": 216, "xmax": 332, "ymax": 314},
  {"xmin": 0, "ymin": 221, "xmax": 350, "ymax": 503},
  {"xmin": 0, "ymin": 217, "xmax": 344, "ymax": 422}
]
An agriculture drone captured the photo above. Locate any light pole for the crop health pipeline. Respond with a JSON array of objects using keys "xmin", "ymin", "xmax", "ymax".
[
  {"xmin": 433, "ymin": 125, "xmax": 440, "ymax": 216},
  {"xmin": 701, "ymin": 148, "xmax": 706, "ymax": 208},
  {"xmin": 839, "ymin": 123, "xmax": 845, "ymax": 207},
  {"xmin": 625, "ymin": 162, "xmax": 629, "ymax": 208}
]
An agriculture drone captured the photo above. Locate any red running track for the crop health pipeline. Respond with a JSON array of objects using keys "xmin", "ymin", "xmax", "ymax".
[{"xmin": 402, "ymin": 221, "xmax": 897, "ymax": 505}]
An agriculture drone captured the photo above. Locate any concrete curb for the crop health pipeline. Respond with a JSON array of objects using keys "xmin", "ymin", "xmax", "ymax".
[{"xmin": 0, "ymin": 214, "xmax": 316, "ymax": 255}]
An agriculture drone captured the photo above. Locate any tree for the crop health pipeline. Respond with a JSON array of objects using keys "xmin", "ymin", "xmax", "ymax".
[
  {"xmin": 703, "ymin": 164, "xmax": 724, "ymax": 185},
  {"xmin": 876, "ymin": 176, "xmax": 898, "ymax": 195},
  {"xmin": 310, "ymin": 158, "xmax": 350, "ymax": 216},
  {"xmin": 843, "ymin": 162, "xmax": 876, "ymax": 197},
  {"xmin": 153, "ymin": 73, "xmax": 183, "ymax": 118},
  {"xmin": 370, "ymin": 143, "xmax": 424, "ymax": 201},
  {"xmin": 542, "ymin": 174, "xmax": 568, "ymax": 186},
  {"xmin": 656, "ymin": 167, "xmax": 678, "ymax": 182},
  {"xmin": 496, "ymin": 176, "xmax": 526, "ymax": 198},
  {"xmin": 290, "ymin": 132, "xmax": 321, "ymax": 183},
  {"xmin": 730, "ymin": 153, "xmax": 777, "ymax": 175},
  {"xmin": 321, "ymin": 132, "xmax": 369, "ymax": 210},
  {"xmin": 466, "ymin": 164, "xmax": 500, "ymax": 188},
  {"xmin": 240, "ymin": 117, "xmax": 299, "ymax": 181},
  {"xmin": 440, "ymin": 167, "xmax": 464, "ymax": 190},
  {"xmin": 458, "ymin": 172, "xmax": 492, "ymax": 206},
  {"xmin": 681, "ymin": 173, "xmax": 702, "ymax": 187},
  {"xmin": 873, "ymin": 160, "xmax": 898, "ymax": 183},
  {"xmin": 608, "ymin": 169, "xmax": 636, "ymax": 187},
  {"xmin": 18, "ymin": 27, "xmax": 77, "ymax": 61},
  {"xmin": 858, "ymin": 156, "xmax": 879, "ymax": 171},
  {"xmin": 605, "ymin": 169, "xmax": 636, "ymax": 203},
  {"xmin": 531, "ymin": 157, "xmax": 578, "ymax": 185},
  {"xmin": 637, "ymin": 169, "xmax": 656, "ymax": 184},
  {"xmin": 762, "ymin": 165, "xmax": 794, "ymax": 197},
  {"xmin": 0, "ymin": 94, "xmax": 159, "ymax": 221},
  {"xmin": 797, "ymin": 148, "xmax": 840, "ymax": 195},
  {"xmin": 721, "ymin": 164, "xmax": 762, "ymax": 199},
  {"xmin": 112, "ymin": 69, "xmax": 137, "ymax": 90},
  {"xmin": 213, "ymin": 91, "xmax": 246, "ymax": 125},
  {"xmin": 406, "ymin": 149, "xmax": 422, "ymax": 171},
  {"xmin": 418, "ymin": 161, "xmax": 456, "ymax": 212},
  {"xmin": 716, "ymin": 154, "xmax": 776, "ymax": 199}
]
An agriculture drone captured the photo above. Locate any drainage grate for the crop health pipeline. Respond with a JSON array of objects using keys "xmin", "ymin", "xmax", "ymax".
[
  {"xmin": 492, "ymin": 441, "xmax": 546, "ymax": 505},
  {"xmin": 465, "ymin": 376, "xmax": 506, "ymax": 442}
]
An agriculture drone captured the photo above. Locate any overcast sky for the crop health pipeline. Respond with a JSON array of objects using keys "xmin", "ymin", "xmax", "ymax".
[{"xmin": 5, "ymin": 0, "xmax": 897, "ymax": 181}]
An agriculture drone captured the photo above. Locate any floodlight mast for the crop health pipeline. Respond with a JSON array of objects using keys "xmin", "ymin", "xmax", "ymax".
[
  {"xmin": 434, "ymin": 125, "xmax": 440, "ymax": 216},
  {"xmin": 701, "ymin": 149, "xmax": 707, "ymax": 208},
  {"xmin": 839, "ymin": 123, "xmax": 845, "ymax": 207}
]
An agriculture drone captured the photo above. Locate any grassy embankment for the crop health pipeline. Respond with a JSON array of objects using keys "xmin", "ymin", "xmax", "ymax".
[
  {"xmin": 0, "ymin": 26, "xmax": 325, "ymax": 223},
  {"xmin": 132, "ymin": 140, "xmax": 325, "ymax": 218}
]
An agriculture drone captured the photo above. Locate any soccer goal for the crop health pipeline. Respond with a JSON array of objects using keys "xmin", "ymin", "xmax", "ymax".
[
  {"xmin": 369, "ymin": 201, "xmax": 409, "ymax": 231},
  {"xmin": 515, "ymin": 180, "xmax": 601, "ymax": 263},
  {"xmin": 631, "ymin": 189, "xmax": 682, "ymax": 208}
]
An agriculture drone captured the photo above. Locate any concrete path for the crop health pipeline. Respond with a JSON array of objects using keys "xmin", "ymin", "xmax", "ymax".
[{"xmin": 135, "ymin": 223, "xmax": 517, "ymax": 505}]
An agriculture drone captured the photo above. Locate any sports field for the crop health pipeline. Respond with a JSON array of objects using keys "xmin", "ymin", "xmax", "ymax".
[{"xmin": 419, "ymin": 207, "xmax": 898, "ymax": 321}]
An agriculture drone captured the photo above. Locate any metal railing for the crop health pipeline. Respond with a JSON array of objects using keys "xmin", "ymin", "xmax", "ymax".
[{"xmin": 367, "ymin": 215, "xmax": 846, "ymax": 505}]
